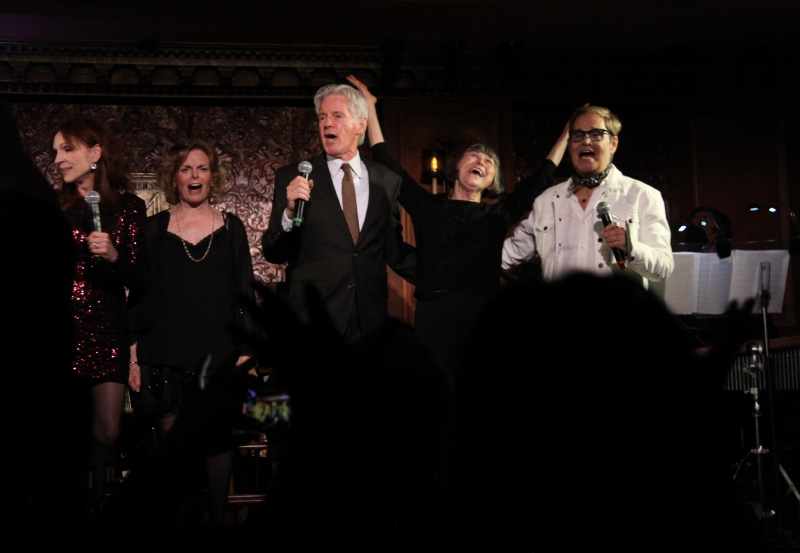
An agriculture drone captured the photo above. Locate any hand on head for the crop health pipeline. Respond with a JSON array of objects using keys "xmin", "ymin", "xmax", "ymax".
[{"xmin": 346, "ymin": 75, "xmax": 376, "ymax": 106}]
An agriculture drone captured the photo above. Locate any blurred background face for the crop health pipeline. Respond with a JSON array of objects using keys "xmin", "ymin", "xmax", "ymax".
[
  {"xmin": 691, "ymin": 210, "xmax": 719, "ymax": 244},
  {"xmin": 53, "ymin": 131, "xmax": 101, "ymax": 188},
  {"xmin": 569, "ymin": 113, "xmax": 618, "ymax": 177},
  {"xmin": 175, "ymin": 149, "xmax": 212, "ymax": 206}
]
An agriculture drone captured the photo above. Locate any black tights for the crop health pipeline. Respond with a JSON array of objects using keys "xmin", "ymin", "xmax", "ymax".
[{"xmin": 88, "ymin": 382, "xmax": 126, "ymax": 491}]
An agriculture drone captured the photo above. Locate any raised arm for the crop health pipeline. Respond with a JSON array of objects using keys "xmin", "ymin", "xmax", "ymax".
[
  {"xmin": 347, "ymin": 75, "xmax": 384, "ymax": 146},
  {"xmin": 547, "ymin": 121, "xmax": 570, "ymax": 166},
  {"xmin": 501, "ymin": 120, "xmax": 570, "ymax": 223},
  {"xmin": 347, "ymin": 74, "xmax": 428, "ymax": 216}
]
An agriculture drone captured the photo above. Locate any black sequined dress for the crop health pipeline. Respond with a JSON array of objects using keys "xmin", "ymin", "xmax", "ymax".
[{"xmin": 64, "ymin": 192, "xmax": 147, "ymax": 384}]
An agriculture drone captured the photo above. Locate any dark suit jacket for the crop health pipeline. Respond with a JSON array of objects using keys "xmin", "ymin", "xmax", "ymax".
[{"xmin": 262, "ymin": 153, "xmax": 415, "ymax": 338}]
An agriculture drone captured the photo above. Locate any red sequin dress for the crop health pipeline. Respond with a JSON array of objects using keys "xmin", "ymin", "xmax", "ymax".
[{"xmin": 65, "ymin": 192, "xmax": 147, "ymax": 383}]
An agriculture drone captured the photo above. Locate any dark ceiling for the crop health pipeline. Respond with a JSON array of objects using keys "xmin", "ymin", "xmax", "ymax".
[{"xmin": 1, "ymin": 0, "xmax": 798, "ymax": 54}]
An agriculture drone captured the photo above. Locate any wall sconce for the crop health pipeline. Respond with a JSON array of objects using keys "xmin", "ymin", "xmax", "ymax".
[{"xmin": 421, "ymin": 148, "xmax": 447, "ymax": 195}]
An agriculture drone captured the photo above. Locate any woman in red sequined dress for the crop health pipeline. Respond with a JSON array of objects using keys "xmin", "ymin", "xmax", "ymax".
[{"xmin": 52, "ymin": 118, "xmax": 147, "ymax": 486}]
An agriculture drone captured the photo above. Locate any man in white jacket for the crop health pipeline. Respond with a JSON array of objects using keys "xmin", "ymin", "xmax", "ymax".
[{"xmin": 502, "ymin": 106, "xmax": 673, "ymax": 289}]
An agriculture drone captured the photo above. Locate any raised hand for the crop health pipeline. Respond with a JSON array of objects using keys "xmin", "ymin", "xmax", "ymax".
[{"xmin": 346, "ymin": 74, "xmax": 376, "ymax": 106}]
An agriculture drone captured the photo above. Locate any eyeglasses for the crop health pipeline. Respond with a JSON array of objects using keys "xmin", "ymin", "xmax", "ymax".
[{"xmin": 569, "ymin": 129, "xmax": 613, "ymax": 142}]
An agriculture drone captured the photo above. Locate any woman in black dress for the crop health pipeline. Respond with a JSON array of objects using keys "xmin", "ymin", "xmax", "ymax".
[
  {"xmin": 129, "ymin": 140, "xmax": 255, "ymax": 523},
  {"xmin": 347, "ymin": 76, "xmax": 570, "ymax": 369},
  {"xmin": 52, "ymin": 118, "xmax": 147, "ymax": 489}
]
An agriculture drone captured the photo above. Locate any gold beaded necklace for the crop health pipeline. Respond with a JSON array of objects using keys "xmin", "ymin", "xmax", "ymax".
[{"xmin": 175, "ymin": 206, "xmax": 216, "ymax": 262}]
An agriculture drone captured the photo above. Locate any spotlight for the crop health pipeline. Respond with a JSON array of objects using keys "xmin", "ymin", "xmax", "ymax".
[
  {"xmin": 748, "ymin": 204, "xmax": 760, "ymax": 212},
  {"xmin": 768, "ymin": 206, "xmax": 778, "ymax": 213}
]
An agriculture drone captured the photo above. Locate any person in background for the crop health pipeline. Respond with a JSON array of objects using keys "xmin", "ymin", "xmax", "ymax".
[{"xmin": 684, "ymin": 206, "xmax": 732, "ymax": 254}]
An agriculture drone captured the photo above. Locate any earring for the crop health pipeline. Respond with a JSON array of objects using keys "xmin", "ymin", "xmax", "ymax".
[{"xmin": 90, "ymin": 163, "xmax": 97, "ymax": 171}]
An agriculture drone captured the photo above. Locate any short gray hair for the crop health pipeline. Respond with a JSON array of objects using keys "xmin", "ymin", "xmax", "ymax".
[
  {"xmin": 313, "ymin": 84, "xmax": 368, "ymax": 145},
  {"xmin": 314, "ymin": 84, "xmax": 368, "ymax": 119},
  {"xmin": 447, "ymin": 143, "xmax": 505, "ymax": 197}
]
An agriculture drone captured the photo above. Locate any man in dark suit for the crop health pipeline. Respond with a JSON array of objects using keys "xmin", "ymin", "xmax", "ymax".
[{"xmin": 262, "ymin": 83, "xmax": 415, "ymax": 343}]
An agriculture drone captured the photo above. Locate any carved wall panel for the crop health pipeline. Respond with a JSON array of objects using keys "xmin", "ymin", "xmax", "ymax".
[{"xmin": 10, "ymin": 102, "xmax": 320, "ymax": 286}]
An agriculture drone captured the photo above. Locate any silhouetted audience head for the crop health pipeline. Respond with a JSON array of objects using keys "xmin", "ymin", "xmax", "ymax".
[
  {"xmin": 448, "ymin": 274, "xmax": 765, "ymax": 550},
  {"xmin": 2, "ymin": 101, "xmax": 82, "ymax": 548}
]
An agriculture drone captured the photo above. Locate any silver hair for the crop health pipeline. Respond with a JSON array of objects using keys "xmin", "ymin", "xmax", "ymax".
[
  {"xmin": 313, "ymin": 84, "xmax": 369, "ymax": 145},
  {"xmin": 446, "ymin": 143, "xmax": 505, "ymax": 196}
]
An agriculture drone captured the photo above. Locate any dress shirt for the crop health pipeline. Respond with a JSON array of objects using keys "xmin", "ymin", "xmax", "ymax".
[{"xmin": 282, "ymin": 152, "xmax": 369, "ymax": 232}]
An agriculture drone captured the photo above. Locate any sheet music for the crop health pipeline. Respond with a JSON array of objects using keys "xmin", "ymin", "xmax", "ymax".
[
  {"xmin": 729, "ymin": 250, "xmax": 790, "ymax": 314},
  {"xmin": 663, "ymin": 253, "xmax": 700, "ymax": 314},
  {"xmin": 696, "ymin": 253, "xmax": 733, "ymax": 314}
]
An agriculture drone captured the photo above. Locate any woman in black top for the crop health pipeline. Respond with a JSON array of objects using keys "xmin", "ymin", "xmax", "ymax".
[
  {"xmin": 347, "ymin": 76, "xmax": 569, "ymax": 369},
  {"xmin": 129, "ymin": 140, "xmax": 255, "ymax": 523}
]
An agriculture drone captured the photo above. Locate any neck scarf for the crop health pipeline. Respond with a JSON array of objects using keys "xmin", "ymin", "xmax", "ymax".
[{"xmin": 571, "ymin": 164, "xmax": 613, "ymax": 189}]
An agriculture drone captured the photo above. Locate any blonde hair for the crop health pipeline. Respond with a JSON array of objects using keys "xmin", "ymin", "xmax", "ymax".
[{"xmin": 569, "ymin": 106, "xmax": 622, "ymax": 136}]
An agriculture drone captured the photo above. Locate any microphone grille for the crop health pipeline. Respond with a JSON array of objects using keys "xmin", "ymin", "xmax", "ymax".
[
  {"xmin": 596, "ymin": 200, "xmax": 610, "ymax": 216},
  {"xmin": 85, "ymin": 191, "xmax": 101, "ymax": 205},
  {"xmin": 297, "ymin": 161, "xmax": 312, "ymax": 174}
]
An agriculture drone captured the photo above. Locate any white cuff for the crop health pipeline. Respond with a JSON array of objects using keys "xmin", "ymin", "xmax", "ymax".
[{"xmin": 281, "ymin": 210, "xmax": 293, "ymax": 232}]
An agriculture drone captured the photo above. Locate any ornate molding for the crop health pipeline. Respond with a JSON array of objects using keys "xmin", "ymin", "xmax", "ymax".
[
  {"xmin": 131, "ymin": 172, "xmax": 171, "ymax": 216},
  {"xmin": 7, "ymin": 39, "xmax": 795, "ymax": 102},
  {"xmin": 2, "ymin": 39, "xmax": 798, "ymax": 102},
  {"xmin": 0, "ymin": 40, "xmax": 466, "ymax": 99}
]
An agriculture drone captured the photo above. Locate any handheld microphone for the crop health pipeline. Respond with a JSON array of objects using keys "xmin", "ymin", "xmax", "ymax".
[
  {"xmin": 86, "ymin": 190, "xmax": 102, "ymax": 232},
  {"xmin": 596, "ymin": 201, "xmax": 627, "ymax": 269},
  {"xmin": 293, "ymin": 161, "xmax": 312, "ymax": 228}
]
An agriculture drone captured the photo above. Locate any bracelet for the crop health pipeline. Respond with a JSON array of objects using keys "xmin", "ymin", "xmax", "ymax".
[{"xmin": 130, "ymin": 361, "xmax": 139, "ymax": 366}]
